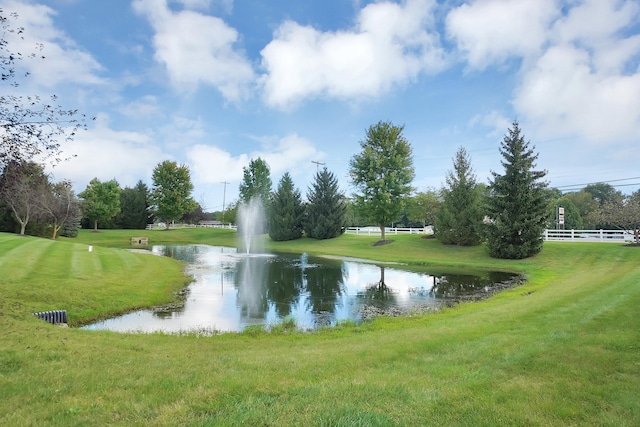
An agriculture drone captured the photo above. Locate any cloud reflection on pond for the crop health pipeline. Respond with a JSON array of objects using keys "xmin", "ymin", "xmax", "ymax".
[{"xmin": 83, "ymin": 245, "xmax": 517, "ymax": 334}]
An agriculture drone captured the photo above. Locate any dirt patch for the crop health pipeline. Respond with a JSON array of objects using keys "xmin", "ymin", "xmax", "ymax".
[{"xmin": 372, "ymin": 239, "xmax": 394, "ymax": 247}]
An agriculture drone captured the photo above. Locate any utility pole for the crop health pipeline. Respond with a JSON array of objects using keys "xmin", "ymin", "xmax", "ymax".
[
  {"xmin": 311, "ymin": 160, "xmax": 325, "ymax": 173},
  {"xmin": 221, "ymin": 181, "xmax": 229, "ymax": 225}
]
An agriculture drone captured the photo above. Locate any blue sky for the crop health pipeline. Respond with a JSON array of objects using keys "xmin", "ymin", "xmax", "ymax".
[{"xmin": 3, "ymin": 0, "xmax": 639, "ymax": 211}]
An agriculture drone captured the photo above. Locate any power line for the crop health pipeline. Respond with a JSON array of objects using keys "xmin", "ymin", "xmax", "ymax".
[
  {"xmin": 311, "ymin": 160, "xmax": 325, "ymax": 173},
  {"xmin": 559, "ymin": 182, "xmax": 640, "ymax": 193},
  {"xmin": 555, "ymin": 176, "xmax": 640, "ymax": 189}
]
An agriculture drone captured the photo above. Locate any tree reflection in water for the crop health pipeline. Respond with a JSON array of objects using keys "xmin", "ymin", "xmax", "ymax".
[
  {"xmin": 356, "ymin": 267, "xmax": 398, "ymax": 308},
  {"xmin": 86, "ymin": 246, "xmax": 518, "ymax": 333},
  {"xmin": 303, "ymin": 257, "xmax": 345, "ymax": 315}
]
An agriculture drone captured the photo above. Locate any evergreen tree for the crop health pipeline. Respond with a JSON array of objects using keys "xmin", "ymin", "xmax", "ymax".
[
  {"xmin": 436, "ymin": 147, "xmax": 483, "ymax": 246},
  {"xmin": 486, "ymin": 121, "xmax": 549, "ymax": 259},
  {"xmin": 116, "ymin": 180, "xmax": 149, "ymax": 229},
  {"xmin": 305, "ymin": 168, "xmax": 346, "ymax": 240},
  {"xmin": 269, "ymin": 173, "xmax": 305, "ymax": 241}
]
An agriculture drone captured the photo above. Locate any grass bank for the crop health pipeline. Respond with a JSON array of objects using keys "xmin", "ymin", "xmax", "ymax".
[{"xmin": 1, "ymin": 229, "xmax": 638, "ymax": 426}]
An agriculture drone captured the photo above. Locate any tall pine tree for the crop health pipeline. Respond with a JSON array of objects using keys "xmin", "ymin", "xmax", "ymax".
[
  {"xmin": 269, "ymin": 173, "xmax": 305, "ymax": 241},
  {"xmin": 436, "ymin": 147, "xmax": 483, "ymax": 246},
  {"xmin": 305, "ymin": 168, "xmax": 346, "ymax": 240},
  {"xmin": 486, "ymin": 121, "xmax": 548, "ymax": 259}
]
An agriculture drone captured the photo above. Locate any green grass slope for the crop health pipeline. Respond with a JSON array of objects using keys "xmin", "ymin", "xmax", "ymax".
[{"xmin": 0, "ymin": 230, "xmax": 638, "ymax": 426}]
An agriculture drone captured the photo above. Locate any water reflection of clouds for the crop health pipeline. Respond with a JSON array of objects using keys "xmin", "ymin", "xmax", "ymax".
[{"xmin": 84, "ymin": 245, "xmax": 514, "ymax": 334}]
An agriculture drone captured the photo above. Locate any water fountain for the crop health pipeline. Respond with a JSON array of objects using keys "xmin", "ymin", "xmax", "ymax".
[{"xmin": 237, "ymin": 197, "xmax": 265, "ymax": 254}]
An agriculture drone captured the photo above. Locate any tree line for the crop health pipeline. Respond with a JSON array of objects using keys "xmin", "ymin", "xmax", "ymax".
[
  {"xmin": 1, "ymin": 10, "xmax": 638, "ymax": 257},
  {"xmin": 2, "ymin": 119, "xmax": 639, "ymax": 257}
]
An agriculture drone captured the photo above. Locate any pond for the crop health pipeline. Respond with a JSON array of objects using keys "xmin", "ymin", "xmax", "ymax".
[{"xmin": 83, "ymin": 245, "xmax": 518, "ymax": 334}]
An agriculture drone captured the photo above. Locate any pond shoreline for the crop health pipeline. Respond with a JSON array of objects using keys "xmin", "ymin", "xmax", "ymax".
[{"xmin": 360, "ymin": 275, "xmax": 526, "ymax": 320}]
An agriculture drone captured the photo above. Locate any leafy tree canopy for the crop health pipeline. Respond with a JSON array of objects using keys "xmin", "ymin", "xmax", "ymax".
[
  {"xmin": 406, "ymin": 188, "xmax": 441, "ymax": 228},
  {"xmin": 584, "ymin": 183, "xmax": 623, "ymax": 207},
  {"xmin": 151, "ymin": 160, "xmax": 197, "ymax": 227},
  {"xmin": 79, "ymin": 178, "xmax": 121, "ymax": 232},
  {"xmin": 239, "ymin": 157, "xmax": 272, "ymax": 207},
  {"xmin": 349, "ymin": 120, "xmax": 414, "ymax": 241},
  {"xmin": 599, "ymin": 196, "xmax": 640, "ymax": 245}
]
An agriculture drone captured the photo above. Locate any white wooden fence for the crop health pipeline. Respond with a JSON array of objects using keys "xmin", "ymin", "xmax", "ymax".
[
  {"xmin": 146, "ymin": 223, "xmax": 237, "ymax": 230},
  {"xmin": 143, "ymin": 223, "xmax": 634, "ymax": 243},
  {"xmin": 344, "ymin": 226, "xmax": 433, "ymax": 235},
  {"xmin": 543, "ymin": 229, "xmax": 635, "ymax": 243},
  {"xmin": 345, "ymin": 227, "xmax": 635, "ymax": 243}
]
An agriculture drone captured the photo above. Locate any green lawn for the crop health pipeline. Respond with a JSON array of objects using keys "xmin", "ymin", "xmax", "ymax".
[{"xmin": 0, "ymin": 229, "xmax": 638, "ymax": 426}]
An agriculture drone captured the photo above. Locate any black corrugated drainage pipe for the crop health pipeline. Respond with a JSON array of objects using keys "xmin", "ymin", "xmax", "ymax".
[{"xmin": 33, "ymin": 310, "xmax": 68, "ymax": 325}]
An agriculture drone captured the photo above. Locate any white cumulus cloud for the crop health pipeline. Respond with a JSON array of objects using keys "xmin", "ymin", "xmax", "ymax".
[
  {"xmin": 186, "ymin": 134, "xmax": 322, "ymax": 185},
  {"xmin": 259, "ymin": 0, "xmax": 447, "ymax": 109},
  {"xmin": 1, "ymin": 0, "xmax": 104, "ymax": 88},
  {"xmin": 133, "ymin": 0, "xmax": 254, "ymax": 102},
  {"xmin": 449, "ymin": 0, "xmax": 640, "ymax": 146},
  {"xmin": 48, "ymin": 115, "xmax": 168, "ymax": 191},
  {"xmin": 446, "ymin": 0, "xmax": 559, "ymax": 70},
  {"xmin": 514, "ymin": 0, "xmax": 640, "ymax": 144}
]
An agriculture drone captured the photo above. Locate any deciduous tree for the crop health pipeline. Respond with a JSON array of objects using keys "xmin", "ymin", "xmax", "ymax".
[
  {"xmin": 349, "ymin": 121, "xmax": 414, "ymax": 242},
  {"xmin": 79, "ymin": 178, "xmax": 121, "ymax": 232},
  {"xmin": 584, "ymin": 183, "xmax": 623, "ymax": 207},
  {"xmin": 38, "ymin": 180, "xmax": 79, "ymax": 239},
  {"xmin": 239, "ymin": 157, "xmax": 272, "ymax": 207},
  {"xmin": 0, "ymin": 9, "xmax": 88, "ymax": 169},
  {"xmin": 151, "ymin": 160, "xmax": 197, "ymax": 228},
  {"xmin": 486, "ymin": 121, "xmax": 549, "ymax": 259},
  {"xmin": 599, "ymin": 196, "xmax": 640, "ymax": 245},
  {"xmin": 406, "ymin": 188, "xmax": 441, "ymax": 228},
  {"xmin": 562, "ymin": 190, "xmax": 599, "ymax": 228},
  {"xmin": 0, "ymin": 161, "xmax": 48, "ymax": 235}
]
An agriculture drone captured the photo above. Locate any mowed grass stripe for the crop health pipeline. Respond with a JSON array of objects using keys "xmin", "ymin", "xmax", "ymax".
[
  {"xmin": 0, "ymin": 236, "xmax": 55, "ymax": 281},
  {"xmin": 0, "ymin": 230, "xmax": 638, "ymax": 425},
  {"xmin": 0, "ymin": 233, "xmax": 189, "ymax": 321}
]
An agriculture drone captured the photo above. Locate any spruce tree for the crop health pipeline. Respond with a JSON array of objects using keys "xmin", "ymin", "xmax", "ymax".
[
  {"xmin": 269, "ymin": 173, "xmax": 305, "ymax": 241},
  {"xmin": 305, "ymin": 168, "xmax": 346, "ymax": 240},
  {"xmin": 436, "ymin": 147, "xmax": 483, "ymax": 246},
  {"xmin": 486, "ymin": 121, "xmax": 548, "ymax": 259}
]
